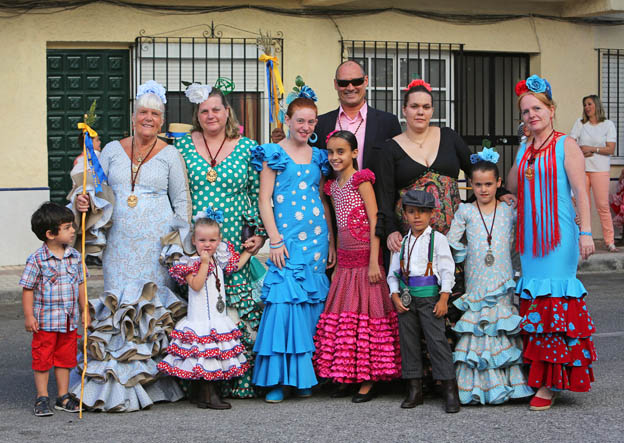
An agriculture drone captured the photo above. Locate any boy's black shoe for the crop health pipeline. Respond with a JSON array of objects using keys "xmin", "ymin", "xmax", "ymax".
[
  {"xmin": 34, "ymin": 396, "xmax": 54, "ymax": 417},
  {"xmin": 400, "ymin": 379, "xmax": 423, "ymax": 408},
  {"xmin": 54, "ymin": 393, "xmax": 80, "ymax": 413},
  {"xmin": 441, "ymin": 379, "xmax": 460, "ymax": 413}
]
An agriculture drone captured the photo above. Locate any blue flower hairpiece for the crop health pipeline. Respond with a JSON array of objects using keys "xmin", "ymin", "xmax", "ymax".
[
  {"xmin": 470, "ymin": 147, "xmax": 500, "ymax": 164},
  {"xmin": 285, "ymin": 76, "xmax": 318, "ymax": 106},
  {"xmin": 136, "ymin": 80, "xmax": 167, "ymax": 104},
  {"xmin": 517, "ymin": 75, "xmax": 552, "ymax": 100},
  {"xmin": 193, "ymin": 207, "xmax": 224, "ymax": 224}
]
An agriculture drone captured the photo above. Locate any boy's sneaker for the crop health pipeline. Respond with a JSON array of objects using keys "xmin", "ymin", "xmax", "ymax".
[
  {"xmin": 34, "ymin": 396, "xmax": 54, "ymax": 417},
  {"xmin": 54, "ymin": 393, "xmax": 81, "ymax": 413}
]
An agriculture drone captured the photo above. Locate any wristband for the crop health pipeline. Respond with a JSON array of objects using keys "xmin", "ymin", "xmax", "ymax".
[
  {"xmin": 270, "ymin": 241, "xmax": 284, "ymax": 249},
  {"xmin": 580, "ymin": 231, "xmax": 592, "ymax": 236}
]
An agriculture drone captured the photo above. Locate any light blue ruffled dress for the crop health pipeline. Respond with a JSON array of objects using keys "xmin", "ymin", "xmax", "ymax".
[
  {"xmin": 250, "ymin": 143, "xmax": 330, "ymax": 389},
  {"xmin": 68, "ymin": 141, "xmax": 190, "ymax": 411},
  {"xmin": 447, "ymin": 202, "xmax": 533, "ymax": 404}
]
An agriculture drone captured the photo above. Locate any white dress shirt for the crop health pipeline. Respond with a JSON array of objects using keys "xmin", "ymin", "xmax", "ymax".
[{"xmin": 387, "ymin": 226, "xmax": 455, "ymax": 295}]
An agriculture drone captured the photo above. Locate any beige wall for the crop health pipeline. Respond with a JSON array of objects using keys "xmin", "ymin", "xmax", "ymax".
[{"xmin": 1, "ymin": 5, "xmax": 623, "ymax": 261}]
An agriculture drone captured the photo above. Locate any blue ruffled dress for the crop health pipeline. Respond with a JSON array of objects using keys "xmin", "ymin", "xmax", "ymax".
[
  {"xmin": 447, "ymin": 202, "xmax": 533, "ymax": 404},
  {"xmin": 250, "ymin": 143, "xmax": 331, "ymax": 389}
]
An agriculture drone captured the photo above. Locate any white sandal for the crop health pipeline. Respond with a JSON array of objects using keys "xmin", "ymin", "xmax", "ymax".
[{"xmin": 607, "ymin": 244, "xmax": 619, "ymax": 252}]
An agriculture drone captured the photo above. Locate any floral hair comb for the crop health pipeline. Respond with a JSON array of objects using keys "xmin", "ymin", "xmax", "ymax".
[
  {"xmin": 470, "ymin": 139, "xmax": 500, "ymax": 164},
  {"xmin": 515, "ymin": 75, "xmax": 552, "ymax": 100},
  {"xmin": 136, "ymin": 80, "xmax": 167, "ymax": 103},
  {"xmin": 404, "ymin": 79, "xmax": 432, "ymax": 92},
  {"xmin": 193, "ymin": 207, "xmax": 224, "ymax": 224}
]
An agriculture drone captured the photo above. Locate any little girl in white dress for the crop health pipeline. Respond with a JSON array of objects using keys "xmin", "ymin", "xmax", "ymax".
[{"xmin": 157, "ymin": 209, "xmax": 248, "ymax": 409}]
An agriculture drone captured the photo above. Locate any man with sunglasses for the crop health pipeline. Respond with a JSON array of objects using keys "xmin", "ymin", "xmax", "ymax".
[{"xmin": 315, "ymin": 60, "xmax": 401, "ymax": 169}]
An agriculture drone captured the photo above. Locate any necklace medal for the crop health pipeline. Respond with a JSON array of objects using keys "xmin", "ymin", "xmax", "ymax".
[
  {"xmin": 206, "ymin": 167, "xmax": 218, "ymax": 183},
  {"xmin": 216, "ymin": 296, "xmax": 225, "ymax": 313},
  {"xmin": 484, "ymin": 248, "xmax": 495, "ymax": 267},
  {"xmin": 127, "ymin": 194, "xmax": 138, "ymax": 208},
  {"xmin": 525, "ymin": 165, "xmax": 535, "ymax": 181},
  {"xmin": 400, "ymin": 286, "xmax": 412, "ymax": 308}
]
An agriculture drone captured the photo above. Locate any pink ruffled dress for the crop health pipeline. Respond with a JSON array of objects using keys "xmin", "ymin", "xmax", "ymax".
[
  {"xmin": 313, "ymin": 169, "xmax": 401, "ymax": 383},
  {"xmin": 157, "ymin": 242, "xmax": 250, "ymax": 381}
]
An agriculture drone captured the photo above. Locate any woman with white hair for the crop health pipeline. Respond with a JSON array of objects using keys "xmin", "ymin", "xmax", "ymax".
[{"xmin": 70, "ymin": 81, "xmax": 192, "ymax": 411}]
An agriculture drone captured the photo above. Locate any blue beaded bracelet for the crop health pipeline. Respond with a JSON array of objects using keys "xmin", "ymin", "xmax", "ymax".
[{"xmin": 580, "ymin": 231, "xmax": 592, "ymax": 236}]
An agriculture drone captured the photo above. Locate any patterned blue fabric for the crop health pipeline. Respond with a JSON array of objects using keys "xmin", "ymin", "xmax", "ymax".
[
  {"xmin": 447, "ymin": 203, "xmax": 532, "ymax": 404},
  {"xmin": 251, "ymin": 143, "xmax": 330, "ymax": 389},
  {"xmin": 19, "ymin": 243, "xmax": 84, "ymax": 332},
  {"xmin": 69, "ymin": 141, "xmax": 191, "ymax": 411}
]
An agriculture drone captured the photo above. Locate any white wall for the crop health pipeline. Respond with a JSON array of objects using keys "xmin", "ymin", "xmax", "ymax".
[{"xmin": 0, "ymin": 189, "xmax": 50, "ymax": 266}]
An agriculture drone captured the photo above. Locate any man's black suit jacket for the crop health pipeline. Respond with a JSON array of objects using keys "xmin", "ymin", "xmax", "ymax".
[{"xmin": 314, "ymin": 105, "xmax": 402, "ymax": 169}]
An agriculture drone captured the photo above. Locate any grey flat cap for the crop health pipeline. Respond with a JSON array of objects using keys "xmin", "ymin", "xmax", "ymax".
[{"xmin": 402, "ymin": 189, "xmax": 436, "ymax": 209}]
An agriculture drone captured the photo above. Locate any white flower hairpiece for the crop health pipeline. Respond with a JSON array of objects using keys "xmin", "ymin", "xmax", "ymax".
[
  {"xmin": 136, "ymin": 80, "xmax": 167, "ymax": 104},
  {"xmin": 185, "ymin": 83, "xmax": 213, "ymax": 104}
]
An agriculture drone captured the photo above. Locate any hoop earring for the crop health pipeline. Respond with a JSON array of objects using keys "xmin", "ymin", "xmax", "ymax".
[{"xmin": 308, "ymin": 133, "xmax": 318, "ymax": 144}]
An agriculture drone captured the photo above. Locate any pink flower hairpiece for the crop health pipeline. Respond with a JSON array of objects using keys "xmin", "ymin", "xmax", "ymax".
[
  {"xmin": 326, "ymin": 129, "xmax": 339, "ymax": 144},
  {"xmin": 404, "ymin": 79, "xmax": 432, "ymax": 92}
]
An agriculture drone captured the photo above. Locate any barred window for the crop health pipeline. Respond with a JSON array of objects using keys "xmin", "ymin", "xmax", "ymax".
[
  {"xmin": 598, "ymin": 48, "xmax": 624, "ymax": 159},
  {"xmin": 133, "ymin": 36, "xmax": 282, "ymax": 143},
  {"xmin": 342, "ymin": 41, "xmax": 461, "ymax": 130}
]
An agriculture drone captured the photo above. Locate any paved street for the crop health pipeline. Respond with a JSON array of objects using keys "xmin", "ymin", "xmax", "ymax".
[{"xmin": 0, "ymin": 272, "xmax": 622, "ymax": 443}]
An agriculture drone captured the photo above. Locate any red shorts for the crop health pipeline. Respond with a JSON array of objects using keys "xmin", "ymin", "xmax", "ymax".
[{"xmin": 31, "ymin": 329, "xmax": 78, "ymax": 371}]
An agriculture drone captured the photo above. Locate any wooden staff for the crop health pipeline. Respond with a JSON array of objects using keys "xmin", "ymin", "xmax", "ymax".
[{"xmin": 79, "ymin": 117, "xmax": 89, "ymax": 418}]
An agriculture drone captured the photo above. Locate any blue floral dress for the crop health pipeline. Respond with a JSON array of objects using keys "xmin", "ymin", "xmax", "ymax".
[
  {"xmin": 250, "ymin": 143, "xmax": 331, "ymax": 389},
  {"xmin": 447, "ymin": 202, "xmax": 533, "ymax": 404}
]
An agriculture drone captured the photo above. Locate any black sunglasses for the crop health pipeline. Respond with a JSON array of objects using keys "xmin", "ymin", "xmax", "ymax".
[{"xmin": 336, "ymin": 77, "xmax": 365, "ymax": 87}]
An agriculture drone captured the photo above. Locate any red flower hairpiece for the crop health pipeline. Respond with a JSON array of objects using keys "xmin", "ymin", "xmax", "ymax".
[
  {"xmin": 515, "ymin": 80, "xmax": 529, "ymax": 96},
  {"xmin": 326, "ymin": 129, "xmax": 339, "ymax": 144},
  {"xmin": 404, "ymin": 79, "xmax": 432, "ymax": 92}
]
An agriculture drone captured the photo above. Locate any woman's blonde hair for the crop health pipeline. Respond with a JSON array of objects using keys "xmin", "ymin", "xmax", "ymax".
[
  {"xmin": 517, "ymin": 91, "xmax": 556, "ymax": 117},
  {"xmin": 191, "ymin": 88, "xmax": 240, "ymax": 139},
  {"xmin": 581, "ymin": 94, "xmax": 606, "ymax": 124}
]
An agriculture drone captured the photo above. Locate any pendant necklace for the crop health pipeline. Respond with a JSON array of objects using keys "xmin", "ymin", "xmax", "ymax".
[
  {"xmin": 399, "ymin": 232, "xmax": 418, "ymax": 307},
  {"xmin": 212, "ymin": 261, "xmax": 225, "ymax": 313},
  {"xmin": 128, "ymin": 136, "xmax": 158, "ymax": 207},
  {"xmin": 525, "ymin": 129, "xmax": 555, "ymax": 181},
  {"xmin": 476, "ymin": 200, "xmax": 497, "ymax": 267},
  {"xmin": 201, "ymin": 133, "xmax": 227, "ymax": 183},
  {"xmin": 407, "ymin": 127, "xmax": 430, "ymax": 149}
]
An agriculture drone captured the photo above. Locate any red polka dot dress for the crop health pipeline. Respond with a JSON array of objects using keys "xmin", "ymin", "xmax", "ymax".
[
  {"xmin": 313, "ymin": 169, "xmax": 401, "ymax": 383},
  {"xmin": 157, "ymin": 244, "xmax": 249, "ymax": 381}
]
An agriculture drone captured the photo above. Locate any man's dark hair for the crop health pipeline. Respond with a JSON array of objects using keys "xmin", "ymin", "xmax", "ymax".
[{"xmin": 31, "ymin": 202, "xmax": 74, "ymax": 242}]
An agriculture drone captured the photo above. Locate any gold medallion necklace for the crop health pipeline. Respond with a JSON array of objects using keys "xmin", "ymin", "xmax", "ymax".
[{"xmin": 128, "ymin": 136, "xmax": 158, "ymax": 207}]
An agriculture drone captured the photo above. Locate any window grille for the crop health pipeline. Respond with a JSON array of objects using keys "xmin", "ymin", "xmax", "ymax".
[
  {"xmin": 341, "ymin": 41, "xmax": 463, "ymax": 130},
  {"xmin": 598, "ymin": 48, "xmax": 624, "ymax": 159},
  {"xmin": 133, "ymin": 35, "xmax": 283, "ymax": 143}
]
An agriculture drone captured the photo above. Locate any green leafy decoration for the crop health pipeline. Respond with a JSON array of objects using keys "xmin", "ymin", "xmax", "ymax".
[{"xmin": 84, "ymin": 100, "xmax": 97, "ymax": 127}]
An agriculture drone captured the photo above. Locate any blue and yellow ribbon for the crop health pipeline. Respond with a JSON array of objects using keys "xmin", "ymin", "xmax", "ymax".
[
  {"xmin": 77, "ymin": 122, "xmax": 107, "ymax": 193},
  {"xmin": 259, "ymin": 54, "xmax": 285, "ymax": 125}
]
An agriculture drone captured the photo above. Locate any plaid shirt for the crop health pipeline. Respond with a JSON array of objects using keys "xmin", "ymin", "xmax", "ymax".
[{"xmin": 19, "ymin": 243, "xmax": 85, "ymax": 332}]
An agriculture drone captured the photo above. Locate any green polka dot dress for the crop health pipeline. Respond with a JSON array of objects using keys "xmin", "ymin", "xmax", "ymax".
[{"xmin": 176, "ymin": 134, "xmax": 265, "ymax": 398}]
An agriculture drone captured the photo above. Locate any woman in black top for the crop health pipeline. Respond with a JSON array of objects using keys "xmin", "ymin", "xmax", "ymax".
[
  {"xmin": 374, "ymin": 80, "xmax": 513, "ymax": 251},
  {"xmin": 374, "ymin": 81, "xmax": 473, "ymax": 254}
]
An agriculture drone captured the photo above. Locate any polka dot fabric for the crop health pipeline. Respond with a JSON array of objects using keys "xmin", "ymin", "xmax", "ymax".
[
  {"xmin": 314, "ymin": 169, "xmax": 401, "ymax": 384},
  {"xmin": 176, "ymin": 134, "xmax": 264, "ymax": 398}
]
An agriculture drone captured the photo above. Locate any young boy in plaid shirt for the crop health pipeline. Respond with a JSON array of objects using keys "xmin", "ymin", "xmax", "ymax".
[{"xmin": 19, "ymin": 202, "xmax": 91, "ymax": 416}]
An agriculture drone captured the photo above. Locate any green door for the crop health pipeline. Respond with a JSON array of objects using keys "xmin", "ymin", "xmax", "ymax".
[{"xmin": 46, "ymin": 49, "xmax": 130, "ymax": 202}]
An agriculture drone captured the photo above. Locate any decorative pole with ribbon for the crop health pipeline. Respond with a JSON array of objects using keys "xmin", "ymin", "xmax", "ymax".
[
  {"xmin": 75, "ymin": 101, "xmax": 106, "ymax": 418},
  {"xmin": 257, "ymin": 30, "xmax": 284, "ymax": 128}
]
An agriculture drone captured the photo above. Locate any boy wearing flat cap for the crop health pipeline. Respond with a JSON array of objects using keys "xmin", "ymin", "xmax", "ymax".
[{"xmin": 387, "ymin": 189, "xmax": 460, "ymax": 413}]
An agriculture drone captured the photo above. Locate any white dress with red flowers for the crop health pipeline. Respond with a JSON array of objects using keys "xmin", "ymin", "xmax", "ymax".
[{"xmin": 157, "ymin": 243, "xmax": 249, "ymax": 381}]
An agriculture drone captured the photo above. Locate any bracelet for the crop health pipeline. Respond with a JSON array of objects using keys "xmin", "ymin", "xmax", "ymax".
[
  {"xmin": 580, "ymin": 231, "xmax": 592, "ymax": 236},
  {"xmin": 269, "ymin": 241, "xmax": 284, "ymax": 249}
]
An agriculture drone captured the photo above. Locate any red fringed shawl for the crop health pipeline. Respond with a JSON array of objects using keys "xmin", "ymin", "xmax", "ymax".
[{"xmin": 516, "ymin": 132, "xmax": 564, "ymax": 257}]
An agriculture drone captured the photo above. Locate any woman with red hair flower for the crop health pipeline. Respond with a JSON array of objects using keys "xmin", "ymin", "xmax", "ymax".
[{"xmin": 507, "ymin": 75, "xmax": 597, "ymax": 411}]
